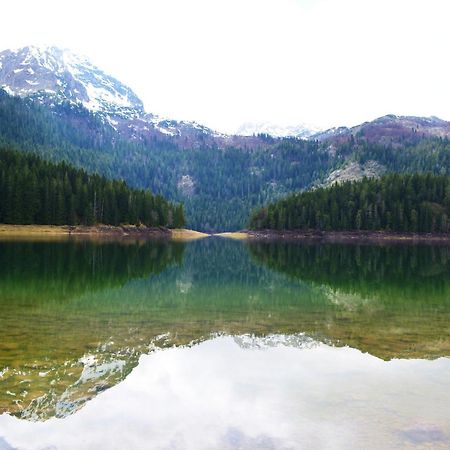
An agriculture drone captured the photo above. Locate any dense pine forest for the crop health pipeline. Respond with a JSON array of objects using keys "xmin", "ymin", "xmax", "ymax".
[
  {"xmin": 0, "ymin": 147, "xmax": 185, "ymax": 227},
  {"xmin": 249, "ymin": 173, "xmax": 450, "ymax": 233}
]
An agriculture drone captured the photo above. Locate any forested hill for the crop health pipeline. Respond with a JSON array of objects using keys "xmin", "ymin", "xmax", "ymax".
[
  {"xmin": 0, "ymin": 147, "xmax": 185, "ymax": 227},
  {"xmin": 2, "ymin": 88, "xmax": 450, "ymax": 231},
  {"xmin": 249, "ymin": 173, "xmax": 450, "ymax": 233}
]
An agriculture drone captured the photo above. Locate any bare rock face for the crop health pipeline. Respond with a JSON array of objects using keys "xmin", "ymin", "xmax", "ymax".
[
  {"xmin": 323, "ymin": 160, "xmax": 386, "ymax": 187},
  {"xmin": 177, "ymin": 175, "xmax": 195, "ymax": 196}
]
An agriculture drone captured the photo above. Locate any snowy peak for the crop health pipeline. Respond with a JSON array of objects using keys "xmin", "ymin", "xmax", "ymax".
[
  {"xmin": 0, "ymin": 46, "xmax": 144, "ymax": 118},
  {"xmin": 235, "ymin": 121, "xmax": 321, "ymax": 139}
]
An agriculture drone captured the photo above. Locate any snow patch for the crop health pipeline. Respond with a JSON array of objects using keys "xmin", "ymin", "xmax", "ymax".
[
  {"xmin": 1, "ymin": 85, "xmax": 14, "ymax": 95},
  {"xmin": 156, "ymin": 126, "xmax": 176, "ymax": 136},
  {"xmin": 234, "ymin": 333, "xmax": 322, "ymax": 350},
  {"xmin": 236, "ymin": 121, "xmax": 322, "ymax": 138}
]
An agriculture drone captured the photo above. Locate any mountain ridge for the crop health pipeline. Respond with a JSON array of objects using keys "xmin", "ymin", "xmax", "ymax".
[
  {"xmin": 312, "ymin": 114, "xmax": 450, "ymax": 143},
  {"xmin": 2, "ymin": 46, "xmax": 450, "ymax": 145}
]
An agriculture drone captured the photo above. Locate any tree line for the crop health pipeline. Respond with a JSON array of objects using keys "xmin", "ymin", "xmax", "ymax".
[
  {"xmin": 249, "ymin": 173, "xmax": 450, "ymax": 233},
  {"xmin": 0, "ymin": 147, "xmax": 185, "ymax": 227}
]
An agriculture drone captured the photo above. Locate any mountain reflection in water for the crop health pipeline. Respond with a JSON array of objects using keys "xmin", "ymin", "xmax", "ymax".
[
  {"xmin": 1, "ymin": 336, "xmax": 450, "ymax": 450},
  {"xmin": 0, "ymin": 237, "xmax": 449, "ymax": 423}
]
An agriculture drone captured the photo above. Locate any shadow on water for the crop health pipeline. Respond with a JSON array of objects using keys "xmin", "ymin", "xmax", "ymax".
[{"xmin": 1, "ymin": 237, "xmax": 449, "ymax": 420}]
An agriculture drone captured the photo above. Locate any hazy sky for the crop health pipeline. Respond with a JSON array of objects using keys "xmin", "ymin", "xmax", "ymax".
[{"xmin": 1, "ymin": 0, "xmax": 450, "ymax": 132}]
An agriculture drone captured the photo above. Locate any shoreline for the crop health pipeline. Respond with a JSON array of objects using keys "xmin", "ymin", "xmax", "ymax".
[
  {"xmin": 221, "ymin": 229, "xmax": 450, "ymax": 244},
  {"xmin": 0, "ymin": 224, "xmax": 209, "ymax": 241},
  {"xmin": 3, "ymin": 225, "xmax": 449, "ymax": 244},
  {"xmin": 213, "ymin": 232, "xmax": 249, "ymax": 240}
]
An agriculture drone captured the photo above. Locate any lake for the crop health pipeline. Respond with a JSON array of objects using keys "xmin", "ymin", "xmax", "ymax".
[{"xmin": 0, "ymin": 237, "xmax": 449, "ymax": 449}]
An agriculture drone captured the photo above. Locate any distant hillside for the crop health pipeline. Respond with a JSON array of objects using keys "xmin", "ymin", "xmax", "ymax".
[{"xmin": 313, "ymin": 114, "xmax": 450, "ymax": 143}]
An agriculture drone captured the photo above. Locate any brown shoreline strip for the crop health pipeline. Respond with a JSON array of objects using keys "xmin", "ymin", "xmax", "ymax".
[
  {"xmin": 0, "ymin": 225, "xmax": 209, "ymax": 241},
  {"xmin": 243, "ymin": 229, "xmax": 450, "ymax": 244}
]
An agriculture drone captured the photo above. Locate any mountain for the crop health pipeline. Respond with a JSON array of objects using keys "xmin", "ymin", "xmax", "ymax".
[
  {"xmin": 0, "ymin": 45, "xmax": 449, "ymax": 231},
  {"xmin": 0, "ymin": 46, "xmax": 252, "ymax": 149},
  {"xmin": 0, "ymin": 46, "xmax": 144, "ymax": 118},
  {"xmin": 236, "ymin": 121, "xmax": 321, "ymax": 139}
]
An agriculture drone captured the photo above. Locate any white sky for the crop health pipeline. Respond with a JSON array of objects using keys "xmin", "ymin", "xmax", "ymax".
[{"xmin": 1, "ymin": 0, "xmax": 450, "ymax": 133}]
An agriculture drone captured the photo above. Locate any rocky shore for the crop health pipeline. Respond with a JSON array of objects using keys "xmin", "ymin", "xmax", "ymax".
[{"xmin": 243, "ymin": 229, "xmax": 450, "ymax": 244}]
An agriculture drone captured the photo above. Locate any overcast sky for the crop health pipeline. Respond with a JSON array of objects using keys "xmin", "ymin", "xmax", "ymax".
[{"xmin": 1, "ymin": 0, "xmax": 449, "ymax": 133}]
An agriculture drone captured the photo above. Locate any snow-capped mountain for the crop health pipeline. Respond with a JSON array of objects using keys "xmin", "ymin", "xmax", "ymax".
[
  {"xmin": 0, "ymin": 46, "xmax": 326, "ymax": 149},
  {"xmin": 0, "ymin": 45, "xmax": 233, "ymax": 146},
  {"xmin": 236, "ymin": 121, "xmax": 321, "ymax": 139},
  {"xmin": 0, "ymin": 46, "xmax": 144, "ymax": 118}
]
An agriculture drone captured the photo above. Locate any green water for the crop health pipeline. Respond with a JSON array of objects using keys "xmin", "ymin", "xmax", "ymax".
[{"xmin": 0, "ymin": 237, "xmax": 449, "ymax": 429}]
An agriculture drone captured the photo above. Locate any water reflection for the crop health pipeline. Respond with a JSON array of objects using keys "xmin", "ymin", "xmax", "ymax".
[
  {"xmin": 0, "ymin": 239, "xmax": 185, "ymax": 301},
  {"xmin": 1, "ymin": 336, "xmax": 450, "ymax": 450},
  {"xmin": 0, "ymin": 239, "xmax": 186, "ymax": 420},
  {"xmin": 248, "ymin": 241, "xmax": 450, "ymax": 359},
  {"xmin": 0, "ymin": 238, "xmax": 450, "ymax": 423},
  {"xmin": 247, "ymin": 242, "xmax": 450, "ymax": 303}
]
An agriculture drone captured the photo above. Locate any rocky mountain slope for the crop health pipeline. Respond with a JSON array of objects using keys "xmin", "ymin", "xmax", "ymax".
[{"xmin": 0, "ymin": 46, "xmax": 144, "ymax": 118}]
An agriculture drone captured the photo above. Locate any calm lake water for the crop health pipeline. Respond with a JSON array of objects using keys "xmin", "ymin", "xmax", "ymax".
[{"xmin": 0, "ymin": 237, "xmax": 449, "ymax": 449}]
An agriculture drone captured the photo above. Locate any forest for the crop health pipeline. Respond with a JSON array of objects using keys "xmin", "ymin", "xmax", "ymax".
[
  {"xmin": 249, "ymin": 173, "xmax": 450, "ymax": 233},
  {"xmin": 0, "ymin": 147, "xmax": 185, "ymax": 227},
  {"xmin": 2, "ymin": 90, "xmax": 450, "ymax": 230}
]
